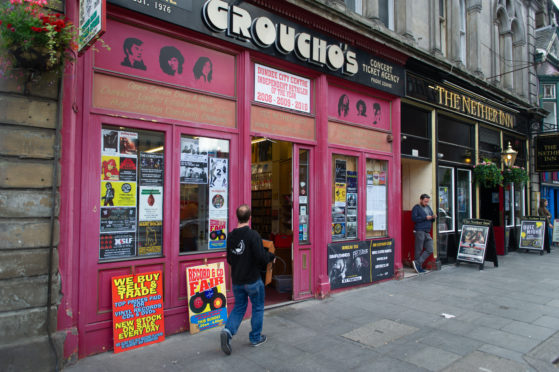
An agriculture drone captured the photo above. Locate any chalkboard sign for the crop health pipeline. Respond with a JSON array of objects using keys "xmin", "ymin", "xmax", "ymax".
[
  {"xmin": 456, "ymin": 219, "xmax": 498, "ymax": 269},
  {"xmin": 457, "ymin": 224, "xmax": 490, "ymax": 264},
  {"xmin": 327, "ymin": 241, "xmax": 371, "ymax": 290},
  {"xmin": 370, "ymin": 238, "xmax": 394, "ymax": 282},
  {"xmin": 519, "ymin": 217, "xmax": 546, "ymax": 251}
]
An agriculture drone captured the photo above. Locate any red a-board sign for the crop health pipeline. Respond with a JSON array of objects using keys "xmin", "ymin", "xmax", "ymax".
[{"xmin": 111, "ymin": 271, "xmax": 165, "ymax": 353}]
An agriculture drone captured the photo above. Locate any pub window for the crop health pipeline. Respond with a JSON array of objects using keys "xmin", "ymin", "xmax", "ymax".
[
  {"xmin": 401, "ymin": 103, "xmax": 431, "ymax": 159},
  {"xmin": 179, "ymin": 135, "xmax": 230, "ymax": 253},
  {"xmin": 438, "ymin": 166, "xmax": 455, "ymax": 233},
  {"xmin": 332, "ymin": 154, "xmax": 358, "ymax": 241},
  {"xmin": 366, "ymin": 159, "xmax": 388, "ymax": 238},
  {"xmin": 100, "ymin": 126, "xmax": 165, "ymax": 260},
  {"xmin": 543, "ymin": 84, "xmax": 556, "ymax": 99},
  {"xmin": 437, "ymin": 115, "xmax": 474, "ymax": 164},
  {"xmin": 479, "ymin": 126, "xmax": 501, "ymax": 164}
]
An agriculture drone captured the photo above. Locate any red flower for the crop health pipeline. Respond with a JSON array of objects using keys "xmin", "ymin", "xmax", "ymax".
[{"xmin": 7, "ymin": 23, "xmax": 12, "ymax": 28}]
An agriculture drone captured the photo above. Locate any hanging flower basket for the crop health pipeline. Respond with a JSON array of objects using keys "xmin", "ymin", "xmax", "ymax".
[
  {"xmin": 502, "ymin": 166, "xmax": 529, "ymax": 186},
  {"xmin": 474, "ymin": 160, "xmax": 503, "ymax": 188},
  {"xmin": 0, "ymin": 0, "xmax": 76, "ymax": 74}
]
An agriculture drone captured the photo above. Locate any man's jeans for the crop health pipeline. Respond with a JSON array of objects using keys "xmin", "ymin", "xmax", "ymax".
[
  {"xmin": 414, "ymin": 230, "xmax": 433, "ymax": 266},
  {"xmin": 224, "ymin": 278, "xmax": 265, "ymax": 344}
]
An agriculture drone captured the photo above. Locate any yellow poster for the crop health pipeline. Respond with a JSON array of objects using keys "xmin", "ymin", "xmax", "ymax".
[
  {"xmin": 335, "ymin": 182, "xmax": 346, "ymax": 205},
  {"xmin": 101, "ymin": 155, "xmax": 120, "ymax": 180},
  {"xmin": 101, "ymin": 181, "xmax": 137, "ymax": 207}
]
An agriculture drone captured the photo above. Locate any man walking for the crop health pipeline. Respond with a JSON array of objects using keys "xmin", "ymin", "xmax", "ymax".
[
  {"xmin": 221, "ymin": 205, "xmax": 275, "ymax": 355},
  {"xmin": 411, "ymin": 194, "xmax": 437, "ymax": 273}
]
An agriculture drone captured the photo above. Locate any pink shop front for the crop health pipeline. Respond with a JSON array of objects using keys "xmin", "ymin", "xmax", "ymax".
[{"xmin": 58, "ymin": 0, "xmax": 406, "ymax": 358}]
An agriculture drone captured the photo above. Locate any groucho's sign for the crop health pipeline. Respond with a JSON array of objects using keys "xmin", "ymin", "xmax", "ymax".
[
  {"xmin": 406, "ymin": 73, "xmax": 517, "ymax": 130},
  {"xmin": 106, "ymin": 0, "xmax": 404, "ymax": 96}
]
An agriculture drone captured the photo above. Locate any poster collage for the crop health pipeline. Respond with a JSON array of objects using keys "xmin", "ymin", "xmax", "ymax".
[
  {"xmin": 366, "ymin": 169, "xmax": 387, "ymax": 232},
  {"xmin": 100, "ymin": 129, "xmax": 164, "ymax": 259},
  {"xmin": 180, "ymin": 138, "xmax": 228, "ymax": 249},
  {"xmin": 332, "ymin": 160, "xmax": 358, "ymax": 240}
]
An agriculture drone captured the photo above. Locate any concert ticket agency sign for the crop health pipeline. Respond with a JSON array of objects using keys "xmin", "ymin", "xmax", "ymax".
[
  {"xmin": 186, "ymin": 262, "xmax": 227, "ymax": 334},
  {"xmin": 111, "ymin": 271, "xmax": 165, "ymax": 353}
]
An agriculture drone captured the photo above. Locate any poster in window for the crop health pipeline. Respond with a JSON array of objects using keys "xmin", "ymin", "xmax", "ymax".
[
  {"xmin": 347, "ymin": 171, "xmax": 357, "ymax": 193},
  {"xmin": 209, "ymin": 188, "xmax": 228, "ymax": 218},
  {"xmin": 439, "ymin": 186, "xmax": 449, "ymax": 211},
  {"xmin": 100, "ymin": 207, "xmax": 136, "ymax": 233},
  {"xmin": 119, "ymin": 156, "xmax": 137, "ymax": 182},
  {"xmin": 335, "ymin": 183, "xmax": 347, "ymax": 206},
  {"xmin": 101, "ymin": 181, "xmax": 137, "ymax": 207},
  {"xmin": 299, "ymin": 223, "xmax": 308, "ymax": 241},
  {"xmin": 300, "ymin": 205, "xmax": 307, "ymax": 216},
  {"xmin": 335, "ymin": 160, "xmax": 346, "ymax": 183},
  {"xmin": 138, "ymin": 186, "xmax": 163, "ymax": 221},
  {"xmin": 100, "ymin": 232, "xmax": 136, "ymax": 259},
  {"xmin": 138, "ymin": 221, "xmax": 163, "ymax": 256},
  {"xmin": 332, "ymin": 222, "xmax": 346, "ymax": 239},
  {"xmin": 378, "ymin": 171, "xmax": 386, "ymax": 185},
  {"xmin": 101, "ymin": 155, "xmax": 120, "ymax": 180},
  {"xmin": 119, "ymin": 131, "xmax": 138, "ymax": 156},
  {"xmin": 102, "ymin": 129, "xmax": 119, "ymax": 154},
  {"xmin": 458, "ymin": 188, "xmax": 466, "ymax": 213},
  {"xmin": 140, "ymin": 152, "xmax": 164, "ymax": 186},
  {"xmin": 209, "ymin": 158, "xmax": 228, "ymax": 188},
  {"xmin": 332, "ymin": 205, "xmax": 346, "ymax": 223},
  {"xmin": 457, "ymin": 224, "xmax": 489, "ymax": 263},
  {"xmin": 347, "ymin": 193, "xmax": 357, "ymax": 208},
  {"xmin": 111, "ymin": 271, "xmax": 165, "ymax": 353},
  {"xmin": 180, "ymin": 138, "xmax": 208, "ymax": 184},
  {"xmin": 346, "ymin": 222, "xmax": 357, "ymax": 238},
  {"xmin": 186, "ymin": 262, "xmax": 227, "ymax": 334},
  {"xmin": 209, "ymin": 219, "xmax": 227, "ymax": 249},
  {"xmin": 181, "ymin": 138, "xmax": 199, "ymax": 155}
]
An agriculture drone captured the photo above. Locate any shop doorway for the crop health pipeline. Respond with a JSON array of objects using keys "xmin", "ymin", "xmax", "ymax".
[{"xmin": 251, "ymin": 138, "xmax": 295, "ymax": 306}]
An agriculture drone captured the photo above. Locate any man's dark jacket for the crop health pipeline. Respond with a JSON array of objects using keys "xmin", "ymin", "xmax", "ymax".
[{"xmin": 411, "ymin": 204, "xmax": 435, "ymax": 232}]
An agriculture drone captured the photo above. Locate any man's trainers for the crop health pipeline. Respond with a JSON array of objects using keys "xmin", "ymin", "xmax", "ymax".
[
  {"xmin": 220, "ymin": 330, "xmax": 232, "ymax": 355},
  {"xmin": 251, "ymin": 334, "xmax": 267, "ymax": 347},
  {"xmin": 412, "ymin": 261, "xmax": 425, "ymax": 273}
]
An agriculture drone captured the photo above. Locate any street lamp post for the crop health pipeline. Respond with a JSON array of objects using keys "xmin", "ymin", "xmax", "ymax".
[{"xmin": 502, "ymin": 142, "xmax": 518, "ymax": 168}]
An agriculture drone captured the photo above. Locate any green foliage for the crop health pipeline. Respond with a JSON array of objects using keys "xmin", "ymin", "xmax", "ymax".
[
  {"xmin": 474, "ymin": 160, "xmax": 503, "ymax": 188},
  {"xmin": 502, "ymin": 166, "xmax": 529, "ymax": 186}
]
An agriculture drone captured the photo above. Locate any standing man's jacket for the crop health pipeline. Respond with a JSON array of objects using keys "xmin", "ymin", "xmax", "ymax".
[
  {"xmin": 227, "ymin": 226, "xmax": 275, "ymax": 285},
  {"xmin": 411, "ymin": 204, "xmax": 435, "ymax": 232}
]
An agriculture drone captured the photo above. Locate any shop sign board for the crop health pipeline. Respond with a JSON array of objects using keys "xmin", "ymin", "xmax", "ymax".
[
  {"xmin": 106, "ymin": 0, "xmax": 405, "ymax": 96},
  {"xmin": 255, "ymin": 64, "xmax": 310, "ymax": 113},
  {"xmin": 535, "ymin": 134, "xmax": 559, "ymax": 172},
  {"xmin": 457, "ymin": 223, "xmax": 490, "ymax": 264},
  {"xmin": 186, "ymin": 262, "xmax": 228, "ymax": 334},
  {"xmin": 111, "ymin": 271, "xmax": 165, "ymax": 353},
  {"xmin": 406, "ymin": 73, "xmax": 517, "ymax": 131},
  {"xmin": 79, "ymin": 0, "xmax": 106, "ymax": 53},
  {"xmin": 370, "ymin": 238, "xmax": 394, "ymax": 282},
  {"xmin": 327, "ymin": 241, "xmax": 371, "ymax": 290},
  {"xmin": 519, "ymin": 217, "xmax": 546, "ymax": 251}
]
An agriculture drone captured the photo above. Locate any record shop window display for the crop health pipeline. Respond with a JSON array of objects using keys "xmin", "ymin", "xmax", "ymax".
[
  {"xmin": 180, "ymin": 135, "xmax": 230, "ymax": 253},
  {"xmin": 332, "ymin": 154, "xmax": 358, "ymax": 241},
  {"xmin": 100, "ymin": 125, "xmax": 165, "ymax": 260}
]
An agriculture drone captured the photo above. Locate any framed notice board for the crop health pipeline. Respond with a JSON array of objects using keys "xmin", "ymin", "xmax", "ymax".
[
  {"xmin": 456, "ymin": 219, "xmax": 498, "ymax": 270},
  {"xmin": 519, "ymin": 217, "xmax": 548, "ymax": 255}
]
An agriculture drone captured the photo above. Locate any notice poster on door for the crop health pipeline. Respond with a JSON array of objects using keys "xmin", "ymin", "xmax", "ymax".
[
  {"xmin": 457, "ymin": 224, "xmax": 489, "ymax": 264},
  {"xmin": 327, "ymin": 241, "xmax": 371, "ymax": 289},
  {"xmin": 111, "ymin": 271, "xmax": 165, "ymax": 353},
  {"xmin": 100, "ymin": 232, "xmax": 136, "ymax": 259},
  {"xmin": 186, "ymin": 263, "xmax": 227, "ymax": 334},
  {"xmin": 101, "ymin": 181, "xmax": 137, "ymax": 207},
  {"xmin": 209, "ymin": 219, "xmax": 227, "ymax": 249},
  {"xmin": 209, "ymin": 188, "xmax": 228, "ymax": 218},
  {"xmin": 254, "ymin": 64, "xmax": 311, "ymax": 113},
  {"xmin": 335, "ymin": 159, "xmax": 346, "ymax": 183},
  {"xmin": 100, "ymin": 207, "xmax": 136, "ymax": 233},
  {"xmin": 138, "ymin": 220, "xmax": 163, "ymax": 256},
  {"xmin": 101, "ymin": 155, "xmax": 120, "ymax": 180},
  {"xmin": 335, "ymin": 183, "xmax": 347, "ymax": 206},
  {"xmin": 119, "ymin": 156, "xmax": 137, "ymax": 181},
  {"xmin": 138, "ymin": 186, "xmax": 163, "ymax": 221},
  {"xmin": 140, "ymin": 152, "xmax": 164, "ymax": 186}
]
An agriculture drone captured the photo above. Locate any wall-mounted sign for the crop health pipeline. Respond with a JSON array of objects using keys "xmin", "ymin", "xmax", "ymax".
[
  {"xmin": 406, "ymin": 73, "xmax": 517, "ymax": 130},
  {"xmin": 106, "ymin": 0, "xmax": 405, "ymax": 96},
  {"xmin": 535, "ymin": 134, "xmax": 559, "ymax": 172},
  {"xmin": 255, "ymin": 64, "xmax": 310, "ymax": 113},
  {"xmin": 79, "ymin": 0, "xmax": 106, "ymax": 53}
]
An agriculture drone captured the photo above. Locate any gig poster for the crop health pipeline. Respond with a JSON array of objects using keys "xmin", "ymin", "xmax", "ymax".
[
  {"xmin": 335, "ymin": 160, "xmax": 346, "ymax": 183},
  {"xmin": 347, "ymin": 171, "xmax": 357, "ymax": 193},
  {"xmin": 180, "ymin": 138, "xmax": 208, "ymax": 184},
  {"xmin": 209, "ymin": 189, "xmax": 227, "ymax": 218},
  {"xmin": 100, "ymin": 232, "xmax": 136, "ymax": 259},
  {"xmin": 335, "ymin": 183, "xmax": 347, "ymax": 206},
  {"xmin": 119, "ymin": 131, "xmax": 138, "ymax": 156},
  {"xmin": 327, "ymin": 241, "xmax": 371, "ymax": 290},
  {"xmin": 100, "ymin": 207, "xmax": 136, "ymax": 233},
  {"xmin": 101, "ymin": 155, "xmax": 120, "ymax": 180},
  {"xmin": 101, "ymin": 181, "xmax": 137, "ymax": 207},
  {"xmin": 186, "ymin": 263, "xmax": 227, "ymax": 334},
  {"xmin": 138, "ymin": 186, "xmax": 163, "ymax": 221},
  {"xmin": 332, "ymin": 222, "xmax": 346, "ymax": 239},
  {"xmin": 457, "ymin": 224, "xmax": 489, "ymax": 263},
  {"xmin": 138, "ymin": 221, "xmax": 162, "ymax": 256},
  {"xmin": 140, "ymin": 152, "xmax": 164, "ymax": 186},
  {"xmin": 119, "ymin": 156, "xmax": 137, "ymax": 182},
  {"xmin": 519, "ymin": 219, "xmax": 546, "ymax": 251},
  {"xmin": 209, "ymin": 219, "xmax": 227, "ymax": 249},
  {"xmin": 111, "ymin": 271, "xmax": 165, "ymax": 353},
  {"xmin": 102, "ymin": 129, "xmax": 119, "ymax": 154},
  {"xmin": 209, "ymin": 158, "xmax": 228, "ymax": 188}
]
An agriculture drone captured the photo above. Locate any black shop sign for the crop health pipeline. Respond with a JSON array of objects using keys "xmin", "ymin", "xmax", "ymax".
[
  {"xmin": 535, "ymin": 135, "xmax": 559, "ymax": 172},
  {"xmin": 106, "ymin": 0, "xmax": 404, "ymax": 96},
  {"xmin": 370, "ymin": 238, "xmax": 394, "ymax": 282}
]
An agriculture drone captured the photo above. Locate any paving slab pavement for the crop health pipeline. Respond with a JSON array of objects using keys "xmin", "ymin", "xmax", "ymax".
[{"xmin": 64, "ymin": 250, "xmax": 559, "ymax": 371}]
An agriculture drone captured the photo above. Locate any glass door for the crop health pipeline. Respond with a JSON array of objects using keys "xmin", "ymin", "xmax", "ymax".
[{"xmin": 456, "ymin": 169, "xmax": 472, "ymax": 231}]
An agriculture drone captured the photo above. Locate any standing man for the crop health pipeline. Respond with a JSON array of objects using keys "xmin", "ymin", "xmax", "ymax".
[
  {"xmin": 411, "ymin": 194, "xmax": 437, "ymax": 273},
  {"xmin": 221, "ymin": 204, "xmax": 275, "ymax": 355}
]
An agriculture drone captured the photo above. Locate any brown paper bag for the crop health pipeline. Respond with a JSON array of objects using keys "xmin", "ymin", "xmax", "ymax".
[{"xmin": 262, "ymin": 239, "xmax": 276, "ymax": 286}]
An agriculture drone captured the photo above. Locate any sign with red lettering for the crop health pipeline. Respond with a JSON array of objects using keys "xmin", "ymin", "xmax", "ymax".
[
  {"xmin": 111, "ymin": 271, "xmax": 165, "ymax": 353},
  {"xmin": 255, "ymin": 64, "xmax": 311, "ymax": 113},
  {"xmin": 186, "ymin": 262, "xmax": 227, "ymax": 334}
]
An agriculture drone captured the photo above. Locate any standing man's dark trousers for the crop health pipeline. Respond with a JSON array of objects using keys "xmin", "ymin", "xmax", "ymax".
[{"xmin": 414, "ymin": 230, "xmax": 433, "ymax": 268}]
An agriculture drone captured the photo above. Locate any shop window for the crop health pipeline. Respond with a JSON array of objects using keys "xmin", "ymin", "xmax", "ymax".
[
  {"xmin": 332, "ymin": 154, "xmax": 358, "ymax": 241},
  {"xmin": 366, "ymin": 159, "xmax": 388, "ymax": 238},
  {"xmin": 479, "ymin": 126, "xmax": 501, "ymax": 164},
  {"xmin": 100, "ymin": 126, "xmax": 165, "ymax": 260},
  {"xmin": 401, "ymin": 103, "xmax": 431, "ymax": 159},
  {"xmin": 456, "ymin": 169, "xmax": 472, "ymax": 230},
  {"xmin": 299, "ymin": 149, "xmax": 310, "ymax": 243},
  {"xmin": 179, "ymin": 136, "xmax": 230, "ymax": 253},
  {"xmin": 437, "ymin": 166, "xmax": 454, "ymax": 232}
]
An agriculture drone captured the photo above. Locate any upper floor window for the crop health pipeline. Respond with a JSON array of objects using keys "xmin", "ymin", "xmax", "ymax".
[
  {"xmin": 543, "ymin": 84, "xmax": 556, "ymax": 99},
  {"xmin": 379, "ymin": 0, "xmax": 394, "ymax": 31},
  {"xmin": 439, "ymin": 0, "xmax": 447, "ymax": 56},
  {"xmin": 345, "ymin": 0, "xmax": 363, "ymax": 15},
  {"xmin": 459, "ymin": 0, "xmax": 466, "ymax": 62}
]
